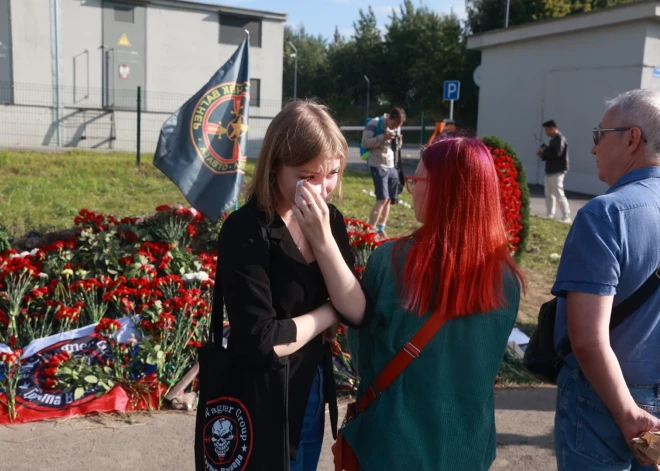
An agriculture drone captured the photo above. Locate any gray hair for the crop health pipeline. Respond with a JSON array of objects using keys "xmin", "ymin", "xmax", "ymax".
[{"xmin": 605, "ymin": 89, "xmax": 660, "ymax": 159}]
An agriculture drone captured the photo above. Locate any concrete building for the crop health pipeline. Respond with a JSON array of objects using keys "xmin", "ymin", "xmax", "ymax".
[
  {"xmin": 0, "ymin": 0, "xmax": 287, "ymax": 155},
  {"xmin": 467, "ymin": 1, "xmax": 660, "ymax": 195}
]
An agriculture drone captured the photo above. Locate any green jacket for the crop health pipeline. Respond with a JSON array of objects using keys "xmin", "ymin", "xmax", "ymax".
[{"xmin": 343, "ymin": 242, "xmax": 520, "ymax": 471}]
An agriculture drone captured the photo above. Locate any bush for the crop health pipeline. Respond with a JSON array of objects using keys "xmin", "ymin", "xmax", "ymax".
[{"xmin": 482, "ymin": 136, "xmax": 530, "ymax": 261}]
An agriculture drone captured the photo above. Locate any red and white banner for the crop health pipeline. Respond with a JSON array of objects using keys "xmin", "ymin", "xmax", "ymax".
[{"xmin": 0, "ymin": 318, "xmax": 161, "ymax": 424}]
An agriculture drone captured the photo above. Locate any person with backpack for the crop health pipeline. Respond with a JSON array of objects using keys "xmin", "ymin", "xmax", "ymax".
[
  {"xmin": 361, "ymin": 107, "xmax": 406, "ymax": 238},
  {"xmin": 333, "ymin": 136, "xmax": 524, "ymax": 470},
  {"xmin": 552, "ymin": 90, "xmax": 660, "ymax": 470}
]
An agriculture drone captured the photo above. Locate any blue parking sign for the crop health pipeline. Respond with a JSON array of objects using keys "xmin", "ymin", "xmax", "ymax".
[{"xmin": 443, "ymin": 80, "xmax": 460, "ymax": 101}]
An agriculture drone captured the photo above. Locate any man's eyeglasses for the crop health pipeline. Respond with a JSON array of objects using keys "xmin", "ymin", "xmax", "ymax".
[
  {"xmin": 592, "ymin": 126, "xmax": 648, "ymax": 146},
  {"xmin": 405, "ymin": 176, "xmax": 429, "ymax": 193}
]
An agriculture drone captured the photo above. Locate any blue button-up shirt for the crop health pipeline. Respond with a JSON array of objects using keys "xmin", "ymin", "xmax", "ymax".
[{"xmin": 552, "ymin": 166, "xmax": 660, "ymax": 385}]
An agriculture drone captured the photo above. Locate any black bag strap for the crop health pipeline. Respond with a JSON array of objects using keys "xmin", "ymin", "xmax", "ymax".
[{"xmin": 559, "ymin": 266, "xmax": 660, "ymax": 359}]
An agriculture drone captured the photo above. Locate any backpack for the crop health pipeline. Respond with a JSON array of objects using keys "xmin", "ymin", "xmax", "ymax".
[
  {"xmin": 359, "ymin": 116, "xmax": 384, "ymax": 161},
  {"xmin": 523, "ymin": 265, "xmax": 660, "ymax": 384}
]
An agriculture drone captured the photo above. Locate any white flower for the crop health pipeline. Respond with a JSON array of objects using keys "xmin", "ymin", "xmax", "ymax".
[
  {"xmin": 38, "ymin": 273, "xmax": 48, "ymax": 279},
  {"xmin": 30, "ymin": 248, "xmax": 39, "ymax": 256},
  {"xmin": 361, "ymin": 189, "xmax": 368, "ymax": 194},
  {"xmin": 549, "ymin": 253, "xmax": 560, "ymax": 261},
  {"xmin": 182, "ymin": 272, "xmax": 210, "ymax": 282}
]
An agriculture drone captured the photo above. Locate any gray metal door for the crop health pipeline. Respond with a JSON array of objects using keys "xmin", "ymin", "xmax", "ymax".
[
  {"xmin": 102, "ymin": 1, "xmax": 146, "ymax": 109},
  {"xmin": 0, "ymin": 0, "xmax": 12, "ymax": 104}
]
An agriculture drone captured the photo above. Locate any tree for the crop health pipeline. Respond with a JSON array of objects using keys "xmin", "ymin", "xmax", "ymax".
[
  {"xmin": 283, "ymin": 25, "xmax": 329, "ymax": 101},
  {"xmin": 281, "ymin": 0, "xmax": 634, "ymax": 129},
  {"xmin": 466, "ymin": 0, "xmax": 633, "ymax": 35},
  {"xmin": 383, "ymin": 1, "xmax": 471, "ymax": 123}
]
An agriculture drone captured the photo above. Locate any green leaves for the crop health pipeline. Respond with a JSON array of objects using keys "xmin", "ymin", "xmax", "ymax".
[{"xmin": 84, "ymin": 375, "xmax": 99, "ymax": 384}]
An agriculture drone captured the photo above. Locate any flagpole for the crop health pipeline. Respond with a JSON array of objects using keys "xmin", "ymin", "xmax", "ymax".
[{"xmin": 233, "ymin": 29, "xmax": 251, "ymax": 213}]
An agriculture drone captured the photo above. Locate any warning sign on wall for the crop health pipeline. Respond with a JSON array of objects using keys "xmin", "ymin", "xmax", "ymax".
[
  {"xmin": 119, "ymin": 64, "xmax": 130, "ymax": 80},
  {"xmin": 117, "ymin": 33, "xmax": 131, "ymax": 47}
]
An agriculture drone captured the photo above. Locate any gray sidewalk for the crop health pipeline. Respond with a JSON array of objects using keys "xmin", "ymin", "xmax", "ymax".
[{"xmin": 0, "ymin": 387, "xmax": 557, "ymax": 471}]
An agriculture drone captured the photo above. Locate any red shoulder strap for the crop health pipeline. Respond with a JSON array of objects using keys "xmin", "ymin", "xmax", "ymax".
[{"xmin": 357, "ymin": 313, "xmax": 448, "ymax": 413}]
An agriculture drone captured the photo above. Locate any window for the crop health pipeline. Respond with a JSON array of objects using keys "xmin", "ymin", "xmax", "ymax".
[
  {"xmin": 220, "ymin": 15, "xmax": 262, "ymax": 48},
  {"xmin": 250, "ymin": 79, "xmax": 260, "ymax": 107},
  {"xmin": 114, "ymin": 5, "xmax": 134, "ymax": 23}
]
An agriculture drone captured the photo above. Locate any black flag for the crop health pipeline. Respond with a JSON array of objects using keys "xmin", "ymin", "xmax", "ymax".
[{"xmin": 154, "ymin": 34, "xmax": 250, "ymax": 221}]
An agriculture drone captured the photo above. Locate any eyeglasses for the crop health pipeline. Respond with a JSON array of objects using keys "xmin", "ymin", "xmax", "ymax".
[
  {"xmin": 592, "ymin": 126, "xmax": 648, "ymax": 146},
  {"xmin": 405, "ymin": 176, "xmax": 429, "ymax": 193}
]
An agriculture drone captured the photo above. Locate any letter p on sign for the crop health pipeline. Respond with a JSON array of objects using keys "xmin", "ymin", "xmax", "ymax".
[{"xmin": 443, "ymin": 81, "xmax": 460, "ymax": 101}]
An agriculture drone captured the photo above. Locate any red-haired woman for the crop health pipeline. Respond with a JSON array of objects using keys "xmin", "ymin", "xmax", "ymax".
[{"xmin": 341, "ymin": 137, "xmax": 525, "ymax": 470}]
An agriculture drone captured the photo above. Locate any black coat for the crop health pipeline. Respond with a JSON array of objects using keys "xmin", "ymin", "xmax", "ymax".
[
  {"xmin": 209, "ymin": 198, "xmax": 356, "ymax": 470},
  {"xmin": 541, "ymin": 133, "xmax": 569, "ymax": 175}
]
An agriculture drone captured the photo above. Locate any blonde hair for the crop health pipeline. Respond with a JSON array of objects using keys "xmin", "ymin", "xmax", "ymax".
[{"xmin": 248, "ymin": 100, "xmax": 348, "ymax": 222}]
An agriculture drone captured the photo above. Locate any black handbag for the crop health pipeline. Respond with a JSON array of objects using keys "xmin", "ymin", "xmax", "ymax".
[
  {"xmin": 524, "ymin": 266, "xmax": 660, "ymax": 384},
  {"xmin": 195, "ymin": 231, "xmax": 291, "ymax": 471}
]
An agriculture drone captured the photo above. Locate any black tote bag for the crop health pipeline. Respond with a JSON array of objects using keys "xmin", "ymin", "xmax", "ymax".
[
  {"xmin": 195, "ymin": 230, "xmax": 291, "ymax": 471},
  {"xmin": 194, "ymin": 331, "xmax": 290, "ymax": 471}
]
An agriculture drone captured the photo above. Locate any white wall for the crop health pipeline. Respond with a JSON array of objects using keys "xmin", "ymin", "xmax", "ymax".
[
  {"xmin": 146, "ymin": 5, "xmax": 283, "ymax": 112},
  {"xmin": 476, "ymin": 21, "xmax": 646, "ymax": 195},
  {"xmin": 61, "ymin": 0, "xmax": 104, "ymax": 108},
  {"xmin": 3, "ymin": 0, "xmax": 284, "ymax": 156},
  {"xmin": 641, "ymin": 22, "xmax": 660, "ymax": 92},
  {"xmin": 10, "ymin": 0, "xmax": 52, "ymax": 102}
]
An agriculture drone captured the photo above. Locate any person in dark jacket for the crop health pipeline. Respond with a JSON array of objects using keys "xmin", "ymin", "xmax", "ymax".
[
  {"xmin": 537, "ymin": 120, "xmax": 571, "ymax": 223},
  {"xmin": 214, "ymin": 100, "xmax": 366, "ymax": 471}
]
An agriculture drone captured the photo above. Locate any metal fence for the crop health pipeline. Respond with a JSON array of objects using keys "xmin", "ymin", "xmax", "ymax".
[
  {"xmin": 0, "ymin": 82, "xmax": 435, "ymax": 166},
  {"xmin": 0, "ymin": 82, "xmax": 281, "ymax": 158}
]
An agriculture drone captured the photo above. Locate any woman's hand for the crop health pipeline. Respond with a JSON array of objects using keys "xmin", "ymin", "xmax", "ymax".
[{"xmin": 292, "ymin": 181, "xmax": 333, "ymax": 250}]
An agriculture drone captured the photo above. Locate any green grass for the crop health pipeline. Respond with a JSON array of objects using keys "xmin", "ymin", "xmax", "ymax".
[
  {"xmin": 1, "ymin": 150, "xmax": 188, "ymax": 237},
  {"xmin": 515, "ymin": 215, "xmax": 571, "ymax": 326},
  {"xmin": 0, "ymin": 149, "xmax": 570, "ymax": 329},
  {"xmin": 0, "ymin": 150, "xmax": 418, "ymax": 238},
  {"xmin": 520, "ymin": 215, "xmax": 571, "ymax": 271}
]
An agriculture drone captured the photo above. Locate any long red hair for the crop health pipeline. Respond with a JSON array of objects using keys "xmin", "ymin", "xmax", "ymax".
[{"xmin": 394, "ymin": 137, "xmax": 524, "ymax": 318}]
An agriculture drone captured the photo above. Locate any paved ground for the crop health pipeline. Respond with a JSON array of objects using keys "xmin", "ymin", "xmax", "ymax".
[
  {"xmin": 527, "ymin": 184, "xmax": 592, "ymax": 220},
  {"xmin": 0, "ymin": 386, "xmax": 557, "ymax": 471}
]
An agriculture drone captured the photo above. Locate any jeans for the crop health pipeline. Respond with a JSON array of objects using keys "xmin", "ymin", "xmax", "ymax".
[
  {"xmin": 555, "ymin": 358, "xmax": 660, "ymax": 470},
  {"xmin": 545, "ymin": 171, "xmax": 570, "ymax": 218},
  {"xmin": 290, "ymin": 365, "xmax": 325, "ymax": 471}
]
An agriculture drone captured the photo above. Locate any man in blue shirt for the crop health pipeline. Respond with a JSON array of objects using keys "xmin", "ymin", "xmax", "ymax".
[{"xmin": 553, "ymin": 89, "xmax": 660, "ymax": 470}]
